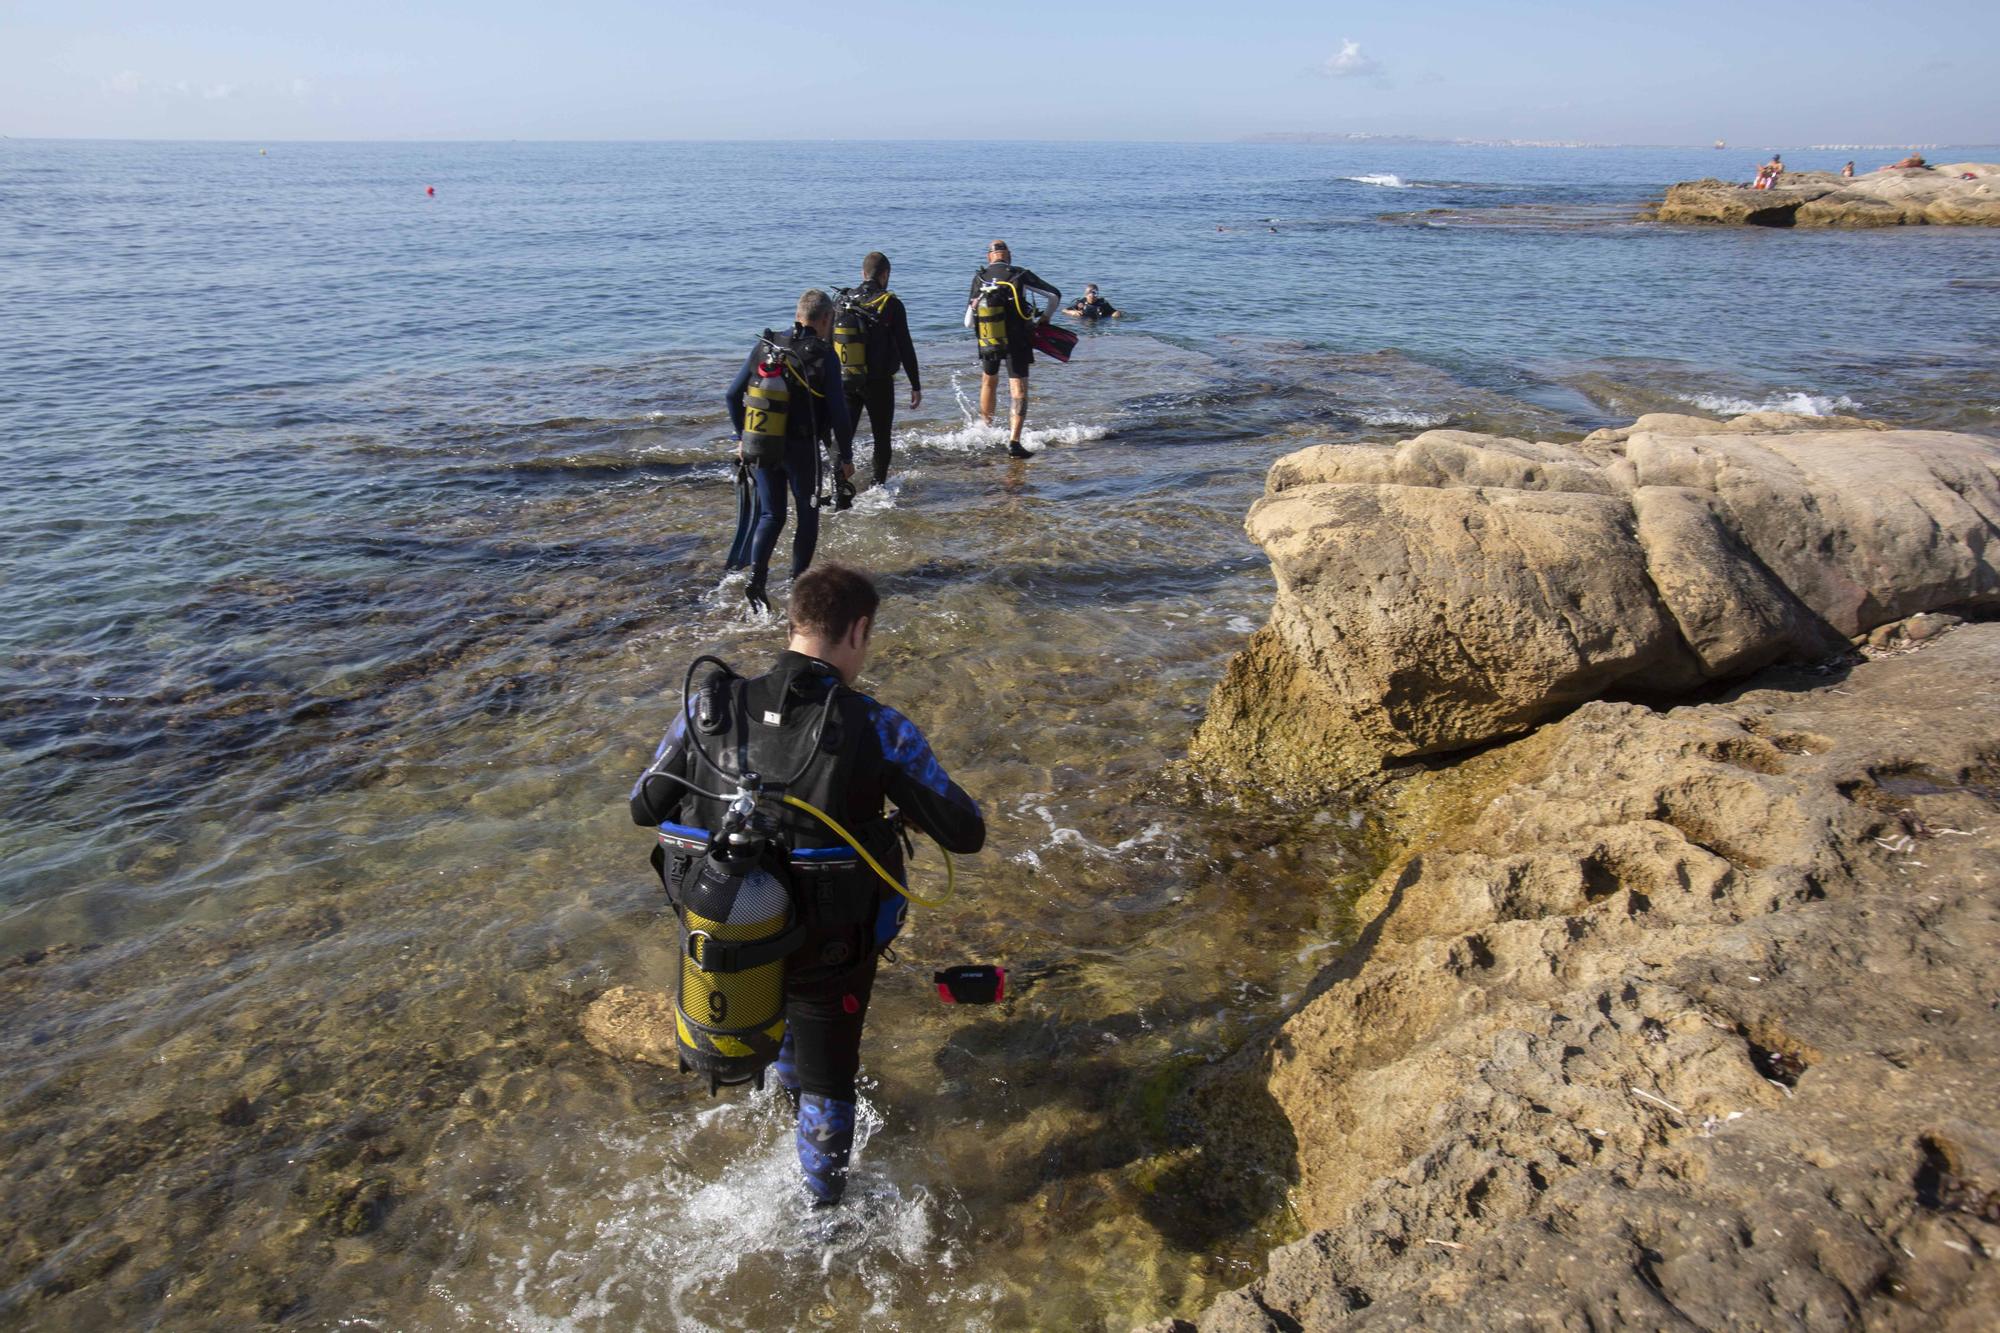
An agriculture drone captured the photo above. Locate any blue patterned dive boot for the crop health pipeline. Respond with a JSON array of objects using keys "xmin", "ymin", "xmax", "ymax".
[{"xmin": 796, "ymin": 1094, "xmax": 856, "ymax": 1206}]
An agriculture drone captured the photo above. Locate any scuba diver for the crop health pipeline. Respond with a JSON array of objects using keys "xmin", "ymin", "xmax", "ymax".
[
  {"xmin": 965, "ymin": 239, "xmax": 1060, "ymax": 458},
  {"xmin": 832, "ymin": 252, "xmax": 923, "ymax": 488},
  {"xmin": 724, "ymin": 289, "xmax": 852, "ymax": 611},
  {"xmin": 628, "ymin": 563, "xmax": 987, "ymax": 1205},
  {"xmin": 1062, "ymin": 284, "xmax": 1122, "ymax": 320}
]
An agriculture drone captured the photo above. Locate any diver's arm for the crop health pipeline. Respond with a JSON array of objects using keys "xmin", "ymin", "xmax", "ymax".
[
  {"xmin": 724, "ymin": 351, "xmax": 754, "ymax": 439},
  {"xmin": 821, "ymin": 354, "xmax": 852, "ymax": 467},
  {"xmin": 872, "ymin": 705, "xmax": 987, "ymax": 854},
  {"xmin": 1014, "ymin": 268, "xmax": 1060, "ymax": 322},
  {"xmin": 888, "ymin": 296, "xmax": 921, "ymax": 392},
  {"xmin": 629, "ymin": 710, "xmax": 691, "ymax": 827}
]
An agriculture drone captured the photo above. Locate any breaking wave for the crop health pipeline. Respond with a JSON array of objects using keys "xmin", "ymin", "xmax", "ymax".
[{"xmin": 1686, "ymin": 391, "xmax": 1862, "ymax": 417}]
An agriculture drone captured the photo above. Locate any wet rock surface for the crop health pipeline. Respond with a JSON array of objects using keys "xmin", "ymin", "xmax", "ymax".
[
  {"xmin": 1654, "ymin": 164, "xmax": 2000, "ymax": 227},
  {"xmin": 1152, "ymin": 622, "xmax": 2000, "ymax": 1331},
  {"xmin": 1191, "ymin": 414, "xmax": 2000, "ymax": 796}
]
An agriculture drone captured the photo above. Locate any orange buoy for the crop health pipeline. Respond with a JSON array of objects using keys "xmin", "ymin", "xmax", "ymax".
[{"xmin": 426, "ymin": 185, "xmax": 436, "ymax": 197}]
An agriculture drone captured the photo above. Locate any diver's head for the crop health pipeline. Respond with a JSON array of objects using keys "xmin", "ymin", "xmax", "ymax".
[
  {"xmin": 1084, "ymin": 284, "xmax": 1099, "ymax": 299},
  {"xmin": 987, "ymin": 238, "xmax": 1010, "ymax": 264},
  {"xmin": 862, "ymin": 251, "xmax": 890, "ymax": 284},
  {"xmin": 788, "ymin": 563, "xmax": 878, "ymax": 681},
  {"xmin": 795, "ymin": 287, "xmax": 835, "ymax": 339}
]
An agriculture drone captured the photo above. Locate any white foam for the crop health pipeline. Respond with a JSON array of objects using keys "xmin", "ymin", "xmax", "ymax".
[
  {"xmin": 903, "ymin": 418, "xmax": 1110, "ymax": 456},
  {"xmin": 1346, "ymin": 172, "xmax": 1411, "ymax": 188},
  {"xmin": 470, "ymin": 1091, "xmax": 974, "ymax": 1332},
  {"xmin": 1359, "ymin": 408, "xmax": 1450, "ymax": 429},
  {"xmin": 1226, "ymin": 615, "xmax": 1258, "ymax": 634},
  {"xmin": 906, "ymin": 371, "xmax": 1112, "ymax": 454},
  {"xmin": 1685, "ymin": 391, "xmax": 1861, "ymax": 418}
]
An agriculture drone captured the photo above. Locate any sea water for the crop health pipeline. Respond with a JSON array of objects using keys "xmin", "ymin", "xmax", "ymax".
[{"xmin": 2, "ymin": 138, "xmax": 1997, "ymax": 1330}]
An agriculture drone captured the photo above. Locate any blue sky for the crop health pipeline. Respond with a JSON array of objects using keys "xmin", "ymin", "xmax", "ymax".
[{"xmin": 5, "ymin": 0, "xmax": 1996, "ymax": 143}]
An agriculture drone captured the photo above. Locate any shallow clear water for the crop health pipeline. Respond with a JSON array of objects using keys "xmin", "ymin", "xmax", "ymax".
[{"xmin": 2, "ymin": 139, "xmax": 1998, "ymax": 1330}]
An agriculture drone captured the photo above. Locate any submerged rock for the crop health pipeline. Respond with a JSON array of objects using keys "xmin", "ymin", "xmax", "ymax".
[
  {"xmin": 580, "ymin": 984, "xmax": 681, "ymax": 1069},
  {"xmin": 1191, "ymin": 415, "xmax": 2000, "ymax": 797},
  {"xmin": 1153, "ymin": 623, "xmax": 2000, "ymax": 1331},
  {"xmin": 1653, "ymin": 164, "xmax": 2000, "ymax": 227}
]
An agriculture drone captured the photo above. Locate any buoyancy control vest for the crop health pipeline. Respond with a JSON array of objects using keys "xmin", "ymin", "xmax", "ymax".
[
  {"xmin": 654, "ymin": 657, "xmax": 905, "ymax": 1091},
  {"xmin": 741, "ymin": 328, "xmax": 827, "ymax": 467},
  {"xmin": 972, "ymin": 263, "xmax": 1032, "ymax": 355},
  {"xmin": 831, "ymin": 287, "xmax": 894, "ymax": 385}
]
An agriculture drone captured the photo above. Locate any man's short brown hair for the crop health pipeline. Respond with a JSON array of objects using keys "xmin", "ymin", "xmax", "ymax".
[
  {"xmin": 862, "ymin": 251, "xmax": 889, "ymax": 281},
  {"xmin": 790, "ymin": 563, "xmax": 879, "ymax": 640},
  {"xmin": 988, "ymin": 238, "xmax": 1010, "ymax": 256}
]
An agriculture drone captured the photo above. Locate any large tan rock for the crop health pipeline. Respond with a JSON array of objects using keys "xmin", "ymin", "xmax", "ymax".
[
  {"xmin": 1629, "ymin": 485, "xmax": 1848, "ymax": 676},
  {"xmin": 1653, "ymin": 164, "xmax": 2000, "ymax": 227},
  {"xmin": 1158, "ymin": 625, "xmax": 2000, "ymax": 1333},
  {"xmin": 1625, "ymin": 427, "xmax": 2000, "ymax": 636},
  {"xmin": 1188, "ymin": 478, "xmax": 1701, "ymax": 791},
  {"xmin": 1193, "ymin": 419, "xmax": 2000, "ymax": 795}
]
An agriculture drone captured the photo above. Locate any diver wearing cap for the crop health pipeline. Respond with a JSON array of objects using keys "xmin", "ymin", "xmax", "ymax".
[
  {"xmin": 834, "ymin": 253, "xmax": 922, "ymax": 488},
  {"xmin": 724, "ymin": 289, "xmax": 852, "ymax": 611},
  {"xmin": 966, "ymin": 239, "xmax": 1059, "ymax": 458},
  {"xmin": 1062, "ymin": 284, "xmax": 1122, "ymax": 320},
  {"xmin": 629, "ymin": 563, "xmax": 987, "ymax": 1205}
]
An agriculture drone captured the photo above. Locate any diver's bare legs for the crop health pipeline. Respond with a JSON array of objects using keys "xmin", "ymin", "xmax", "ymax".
[{"xmin": 979, "ymin": 372, "xmax": 997, "ymax": 426}]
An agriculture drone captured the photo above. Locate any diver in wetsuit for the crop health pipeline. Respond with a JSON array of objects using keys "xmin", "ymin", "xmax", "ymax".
[
  {"xmin": 834, "ymin": 253, "xmax": 923, "ymax": 488},
  {"xmin": 630, "ymin": 563, "xmax": 987, "ymax": 1204},
  {"xmin": 724, "ymin": 289, "xmax": 852, "ymax": 611},
  {"xmin": 1062, "ymin": 284, "xmax": 1122, "ymax": 320},
  {"xmin": 966, "ymin": 239, "xmax": 1059, "ymax": 458}
]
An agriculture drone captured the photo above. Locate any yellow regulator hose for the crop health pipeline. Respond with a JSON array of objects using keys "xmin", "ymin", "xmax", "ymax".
[{"xmin": 778, "ymin": 794, "xmax": 957, "ymax": 909}]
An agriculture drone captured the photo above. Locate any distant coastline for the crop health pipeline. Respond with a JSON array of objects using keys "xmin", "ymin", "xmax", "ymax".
[{"xmin": 1240, "ymin": 131, "xmax": 1991, "ymax": 151}]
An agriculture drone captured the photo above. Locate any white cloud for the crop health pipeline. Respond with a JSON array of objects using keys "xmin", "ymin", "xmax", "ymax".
[
  {"xmin": 104, "ymin": 70, "xmax": 145, "ymax": 95},
  {"xmin": 290, "ymin": 78, "xmax": 311, "ymax": 100},
  {"xmin": 203, "ymin": 84, "xmax": 234, "ymax": 101},
  {"xmin": 1322, "ymin": 39, "xmax": 1383, "ymax": 79}
]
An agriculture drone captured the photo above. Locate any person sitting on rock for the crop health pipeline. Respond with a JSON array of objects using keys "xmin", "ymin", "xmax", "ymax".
[{"xmin": 1842, "ymin": 161, "xmax": 1856, "ymax": 179}]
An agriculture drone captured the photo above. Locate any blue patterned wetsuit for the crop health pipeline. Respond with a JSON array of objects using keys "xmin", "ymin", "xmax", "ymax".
[{"xmin": 631, "ymin": 651, "xmax": 985, "ymax": 1203}]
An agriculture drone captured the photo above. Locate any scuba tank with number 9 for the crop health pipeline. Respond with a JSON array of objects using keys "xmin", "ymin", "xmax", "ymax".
[
  {"xmin": 639, "ymin": 655, "xmax": 978, "ymax": 1096},
  {"xmin": 673, "ymin": 779, "xmax": 806, "ymax": 1093}
]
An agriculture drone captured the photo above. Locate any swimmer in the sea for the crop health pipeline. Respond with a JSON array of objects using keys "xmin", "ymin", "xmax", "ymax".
[{"xmin": 1062, "ymin": 285, "xmax": 1122, "ymax": 320}]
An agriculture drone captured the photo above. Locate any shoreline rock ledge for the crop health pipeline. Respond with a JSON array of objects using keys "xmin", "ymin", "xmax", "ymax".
[
  {"xmin": 1188, "ymin": 412, "xmax": 2000, "ymax": 799},
  {"xmin": 1151, "ymin": 622, "xmax": 2000, "ymax": 1331},
  {"xmin": 1651, "ymin": 164, "xmax": 2000, "ymax": 226}
]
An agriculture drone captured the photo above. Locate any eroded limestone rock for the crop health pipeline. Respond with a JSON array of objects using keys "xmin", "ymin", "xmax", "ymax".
[
  {"xmin": 1193, "ymin": 417, "xmax": 2000, "ymax": 795},
  {"xmin": 1153, "ymin": 624, "xmax": 2000, "ymax": 1332}
]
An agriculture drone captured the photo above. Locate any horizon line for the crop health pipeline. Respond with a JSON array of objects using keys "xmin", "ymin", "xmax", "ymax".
[{"xmin": 6, "ymin": 134, "xmax": 1996, "ymax": 150}]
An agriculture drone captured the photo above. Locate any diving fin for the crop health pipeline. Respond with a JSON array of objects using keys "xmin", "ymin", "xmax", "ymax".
[
  {"xmin": 1031, "ymin": 323, "xmax": 1077, "ymax": 363},
  {"xmin": 726, "ymin": 459, "xmax": 754, "ymax": 569}
]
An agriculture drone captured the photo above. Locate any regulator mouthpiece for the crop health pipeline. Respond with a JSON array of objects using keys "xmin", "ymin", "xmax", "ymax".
[{"xmin": 935, "ymin": 965, "xmax": 1006, "ymax": 1005}]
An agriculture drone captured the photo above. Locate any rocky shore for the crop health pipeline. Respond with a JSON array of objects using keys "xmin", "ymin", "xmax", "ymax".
[
  {"xmin": 1652, "ymin": 164, "xmax": 2000, "ymax": 226},
  {"xmin": 1154, "ymin": 415, "xmax": 2000, "ymax": 1329}
]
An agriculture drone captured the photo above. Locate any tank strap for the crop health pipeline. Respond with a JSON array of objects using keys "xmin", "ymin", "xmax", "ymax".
[{"xmin": 686, "ymin": 918, "xmax": 811, "ymax": 974}]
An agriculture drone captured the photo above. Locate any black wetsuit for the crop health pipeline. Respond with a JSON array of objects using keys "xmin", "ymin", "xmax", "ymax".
[
  {"xmin": 837, "ymin": 283, "xmax": 922, "ymax": 485},
  {"xmin": 629, "ymin": 651, "xmax": 985, "ymax": 1202},
  {"xmin": 1068, "ymin": 297, "xmax": 1118, "ymax": 319},
  {"xmin": 969, "ymin": 262, "xmax": 1059, "ymax": 379}
]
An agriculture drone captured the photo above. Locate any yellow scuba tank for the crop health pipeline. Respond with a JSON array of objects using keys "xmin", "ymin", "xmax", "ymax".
[
  {"xmin": 974, "ymin": 282, "xmax": 1012, "ymax": 354},
  {"xmin": 831, "ymin": 289, "xmax": 884, "ymax": 384},
  {"xmin": 674, "ymin": 825, "xmax": 801, "ymax": 1094},
  {"xmin": 741, "ymin": 330, "xmax": 821, "ymax": 466}
]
